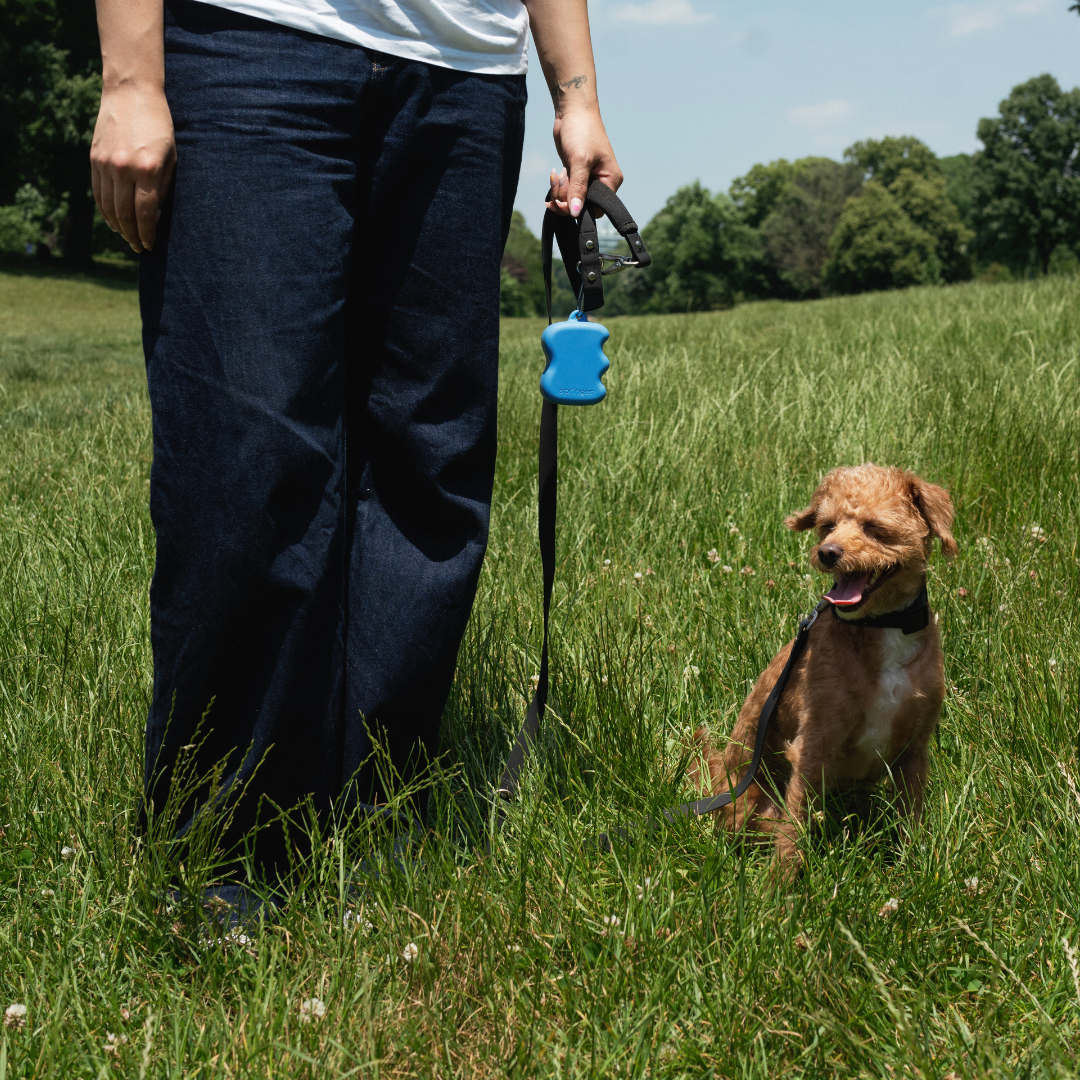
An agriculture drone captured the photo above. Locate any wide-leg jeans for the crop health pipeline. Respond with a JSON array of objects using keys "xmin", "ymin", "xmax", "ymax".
[{"xmin": 140, "ymin": 0, "xmax": 526, "ymax": 873}]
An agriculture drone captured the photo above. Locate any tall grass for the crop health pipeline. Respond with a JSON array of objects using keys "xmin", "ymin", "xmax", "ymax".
[{"xmin": 1, "ymin": 265, "xmax": 1078, "ymax": 1077}]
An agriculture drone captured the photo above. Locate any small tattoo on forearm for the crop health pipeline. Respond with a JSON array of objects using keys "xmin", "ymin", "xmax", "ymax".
[{"xmin": 558, "ymin": 74, "xmax": 588, "ymax": 92}]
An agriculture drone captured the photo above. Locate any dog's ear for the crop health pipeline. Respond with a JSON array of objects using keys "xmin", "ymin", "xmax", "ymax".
[
  {"xmin": 784, "ymin": 505, "xmax": 817, "ymax": 531},
  {"xmin": 909, "ymin": 476, "xmax": 958, "ymax": 558}
]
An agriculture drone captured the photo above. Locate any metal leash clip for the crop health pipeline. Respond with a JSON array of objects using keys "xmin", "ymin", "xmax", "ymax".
[
  {"xmin": 598, "ymin": 252, "xmax": 640, "ymax": 275},
  {"xmin": 575, "ymin": 252, "xmax": 641, "ymax": 276}
]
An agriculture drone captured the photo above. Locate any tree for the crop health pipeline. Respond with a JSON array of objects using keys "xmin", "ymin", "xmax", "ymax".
[
  {"xmin": 888, "ymin": 169, "xmax": 973, "ymax": 282},
  {"xmin": 0, "ymin": 0, "xmax": 103, "ymax": 265},
  {"xmin": 971, "ymin": 74, "xmax": 1080, "ymax": 275},
  {"xmin": 758, "ymin": 158, "xmax": 863, "ymax": 296},
  {"xmin": 939, "ymin": 153, "xmax": 974, "ymax": 227},
  {"xmin": 846, "ymin": 135, "xmax": 941, "ymax": 187},
  {"xmin": 624, "ymin": 182, "xmax": 759, "ymax": 313},
  {"xmin": 824, "ymin": 183, "xmax": 935, "ymax": 293},
  {"xmin": 729, "ymin": 160, "xmax": 794, "ymax": 228}
]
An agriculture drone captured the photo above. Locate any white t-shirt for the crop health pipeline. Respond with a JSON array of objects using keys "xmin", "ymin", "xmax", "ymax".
[{"xmin": 200, "ymin": 0, "xmax": 530, "ymax": 75}]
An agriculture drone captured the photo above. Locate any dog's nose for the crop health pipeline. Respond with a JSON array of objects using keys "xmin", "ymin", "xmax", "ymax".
[{"xmin": 818, "ymin": 543, "xmax": 843, "ymax": 568}]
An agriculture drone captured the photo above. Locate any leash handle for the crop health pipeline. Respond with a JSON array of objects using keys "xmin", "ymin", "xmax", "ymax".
[{"xmin": 542, "ymin": 181, "xmax": 651, "ymax": 320}]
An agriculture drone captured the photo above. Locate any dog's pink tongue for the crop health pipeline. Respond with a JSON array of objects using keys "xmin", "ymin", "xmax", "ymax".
[{"xmin": 825, "ymin": 571, "xmax": 872, "ymax": 607}]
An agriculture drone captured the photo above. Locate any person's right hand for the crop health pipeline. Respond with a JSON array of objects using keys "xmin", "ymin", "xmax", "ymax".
[{"xmin": 90, "ymin": 85, "xmax": 176, "ymax": 254}]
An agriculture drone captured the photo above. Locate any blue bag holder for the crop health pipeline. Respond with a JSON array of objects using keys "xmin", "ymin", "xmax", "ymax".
[{"xmin": 539, "ymin": 310, "xmax": 610, "ymax": 405}]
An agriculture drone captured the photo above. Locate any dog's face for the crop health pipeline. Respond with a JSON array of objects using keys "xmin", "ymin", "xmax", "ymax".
[{"xmin": 785, "ymin": 464, "xmax": 957, "ymax": 617}]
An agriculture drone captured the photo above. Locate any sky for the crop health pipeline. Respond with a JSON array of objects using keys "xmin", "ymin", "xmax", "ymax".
[{"xmin": 513, "ymin": 0, "xmax": 1080, "ymax": 234}]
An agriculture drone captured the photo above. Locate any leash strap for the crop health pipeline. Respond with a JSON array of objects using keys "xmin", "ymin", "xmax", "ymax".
[
  {"xmin": 495, "ymin": 182, "xmax": 647, "ymax": 821},
  {"xmin": 597, "ymin": 597, "xmax": 829, "ymax": 849}
]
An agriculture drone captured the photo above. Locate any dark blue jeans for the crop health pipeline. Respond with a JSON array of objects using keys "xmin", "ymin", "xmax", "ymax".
[{"xmin": 141, "ymin": 0, "xmax": 526, "ymax": 873}]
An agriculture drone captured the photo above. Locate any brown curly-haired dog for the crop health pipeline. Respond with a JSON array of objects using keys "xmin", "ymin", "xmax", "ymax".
[{"xmin": 690, "ymin": 464, "xmax": 957, "ymax": 881}]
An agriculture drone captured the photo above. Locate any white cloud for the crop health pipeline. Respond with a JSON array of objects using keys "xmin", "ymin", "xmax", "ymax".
[
  {"xmin": 614, "ymin": 0, "xmax": 714, "ymax": 26},
  {"xmin": 787, "ymin": 100, "xmax": 856, "ymax": 131},
  {"xmin": 933, "ymin": 0, "xmax": 1056, "ymax": 37}
]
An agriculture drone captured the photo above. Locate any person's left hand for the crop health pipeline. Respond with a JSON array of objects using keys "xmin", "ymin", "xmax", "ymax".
[{"xmin": 546, "ymin": 107, "xmax": 623, "ymax": 217}]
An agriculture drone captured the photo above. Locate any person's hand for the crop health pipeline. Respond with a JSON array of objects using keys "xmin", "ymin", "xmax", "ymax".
[
  {"xmin": 90, "ymin": 84, "xmax": 176, "ymax": 253},
  {"xmin": 545, "ymin": 107, "xmax": 623, "ymax": 218}
]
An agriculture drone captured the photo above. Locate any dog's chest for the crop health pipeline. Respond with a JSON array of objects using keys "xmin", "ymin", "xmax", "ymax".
[{"xmin": 856, "ymin": 630, "xmax": 922, "ymax": 760}]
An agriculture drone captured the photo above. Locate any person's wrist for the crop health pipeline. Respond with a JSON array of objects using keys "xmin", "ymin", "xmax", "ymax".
[
  {"xmin": 101, "ymin": 70, "xmax": 166, "ymax": 95},
  {"xmin": 554, "ymin": 100, "xmax": 601, "ymax": 121}
]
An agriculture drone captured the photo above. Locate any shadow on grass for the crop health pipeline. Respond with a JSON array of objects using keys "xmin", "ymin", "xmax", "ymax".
[{"xmin": 0, "ymin": 252, "xmax": 139, "ymax": 290}]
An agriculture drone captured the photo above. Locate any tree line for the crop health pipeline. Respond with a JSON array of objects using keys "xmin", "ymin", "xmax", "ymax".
[
  {"xmin": 0, "ymin": 0, "xmax": 1077, "ymax": 283},
  {"xmin": 503, "ymin": 73, "xmax": 1080, "ymax": 317}
]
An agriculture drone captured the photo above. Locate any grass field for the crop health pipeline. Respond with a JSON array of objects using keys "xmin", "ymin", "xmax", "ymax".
[{"xmin": 1, "ymin": 264, "xmax": 1079, "ymax": 1078}]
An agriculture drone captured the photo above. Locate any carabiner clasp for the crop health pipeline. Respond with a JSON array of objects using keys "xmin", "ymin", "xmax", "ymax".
[{"xmin": 598, "ymin": 252, "xmax": 641, "ymax": 275}]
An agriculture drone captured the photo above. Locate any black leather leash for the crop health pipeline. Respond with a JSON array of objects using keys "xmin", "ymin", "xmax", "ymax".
[
  {"xmin": 490, "ymin": 183, "xmax": 930, "ymax": 845},
  {"xmin": 493, "ymin": 182, "xmax": 648, "ymax": 825}
]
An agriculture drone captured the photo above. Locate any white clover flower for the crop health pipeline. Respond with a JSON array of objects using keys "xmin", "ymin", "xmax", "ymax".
[
  {"xmin": 41, "ymin": 888, "xmax": 54, "ymax": 899},
  {"xmin": 729, "ymin": 525, "xmax": 740, "ymax": 536},
  {"xmin": 602, "ymin": 915, "xmax": 620, "ymax": 927},
  {"xmin": 1030, "ymin": 525, "xmax": 1046, "ymax": 541},
  {"xmin": 60, "ymin": 846, "xmax": 76, "ymax": 860},
  {"xmin": 722, "ymin": 565, "xmax": 733, "ymax": 573},
  {"xmin": 603, "ymin": 559, "xmax": 611, "ymax": 566},
  {"xmin": 877, "ymin": 897, "xmax": 899, "ymax": 919},
  {"xmin": 643, "ymin": 615, "xmax": 653, "ymax": 628},
  {"xmin": 1049, "ymin": 658, "xmax": 1057, "ymax": 670},
  {"xmin": 976, "ymin": 537, "xmax": 991, "ymax": 548},
  {"xmin": 4, "ymin": 1004, "xmax": 27, "ymax": 1030},
  {"xmin": 508, "ymin": 944, "xmax": 521, "ymax": 953},
  {"xmin": 636, "ymin": 877, "xmax": 652, "ymax": 900},
  {"xmin": 634, "ymin": 572, "xmax": 643, "ymax": 580},
  {"xmin": 740, "ymin": 566, "xmax": 754, "ymax": 576},
  {"xmin": 402, "ymin": 942, "xmax": 419, "ymax": 963},
  {"xmin": 964, "ymin": 877, "xmax": 979, "ymax": 897},
  {"xmin": 298, "ymin": 998, "xmax": 326, "ymax": 1024},
  {"xmin": 103, "ymin": 1032, "xmax": 128, "ymax": 1054},
  {"xmin": 706, "ymin": 548, "xmax": 720, "ymax": 564},
  {"xmin": 803, "ymin": 573, "xmax": 811, "ymax": 580},
  {"xmin": 645, "ymin": 567, "xmax": 655, "ymax": 576},
  {"xmin": 683, "ymin": 664, "xmax": 700, "ymax": 679}
]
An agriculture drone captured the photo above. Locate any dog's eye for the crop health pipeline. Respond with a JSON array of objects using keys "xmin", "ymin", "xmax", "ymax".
[
  {"xmin": 862, "ymin": 521, "xmax": 886, "ymax": 538},
  {"xmin": 819, "ymin": 521, "xmax": 836, "ymax": 535}
]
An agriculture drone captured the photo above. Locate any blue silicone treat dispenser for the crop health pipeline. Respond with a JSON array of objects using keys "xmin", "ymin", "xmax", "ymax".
[{"xmin": 539, "ymin": 310, "xmax": 610, "ymax": 405}]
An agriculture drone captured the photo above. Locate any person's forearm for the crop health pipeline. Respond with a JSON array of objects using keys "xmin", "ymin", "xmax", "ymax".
[
  {"xmin": 523, "ymin": 0, "xmax": 599, "ymax": 118},
  {"xmin": 97, "ymin": 0, "xmax": 166, "ymax": 91},
  {"xmin": 523, "ymin": 0, "xmax": 623, "ymax": 216},
  {"xmin": 91, "ymin": 0, "xmax": 175, "ymax": 252}
]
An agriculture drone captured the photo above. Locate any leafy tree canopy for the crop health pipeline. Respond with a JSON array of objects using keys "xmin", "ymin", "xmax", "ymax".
[
  {"xmin": 625, "ymin": 181, "xmax": 759, "ymax": 314},
  {"xmin": 845, "ymin": 135, "xmax": 941, "ymax": 187},
  {"xmin": 728, "ymin": 160, "xmax": 793, "ymax": 229},
  {"xmin": 971, "ymin": 73, "xmax": 1080, "ymax": 275},
  {"xmin": 0, "ymin": 0, "xmax": 103, "ymax": 264},
  {"xmin": 825, "ymin": 182, "xmax": 935, "ymax": 294},
  {"xmin": 888, "ymin": 168, "xmax": 973, "ymax": 282},
  {"xmin": 939, "ymin": 153, "xmax": 974, "ymax": 226},
  {"xmin": 758, "ymin": 157, "xmax": 863, "ymax": 297}
]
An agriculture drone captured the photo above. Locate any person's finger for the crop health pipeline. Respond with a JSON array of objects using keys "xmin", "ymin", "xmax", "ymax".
[
  {"xmin": 98, "ymin": 170, "xmax": 120, "ymax": 234},
  {"xmin": 566, "ymin": 156, "xmax": 590, "ymax": 218},
  {"xmin": 134, "ymin": 182, "xmax": 159, "ymax": 251},
  {"xmin": 112, "ymin": 174, "xmax": 142, "ymax": 253}
]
